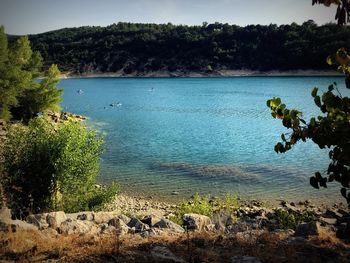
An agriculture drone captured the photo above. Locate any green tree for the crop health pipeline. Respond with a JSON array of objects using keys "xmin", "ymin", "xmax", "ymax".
[
  {"xmin": 0, "ymin": 26, "xmax": 62, "ymax": 121},
  {"xmin": 267, "ymin": 1, "xmax": 350, "ymax": 204},
  {"xmin": 1, "ymin": 117, "xmax": 119, "ymax": 216}
]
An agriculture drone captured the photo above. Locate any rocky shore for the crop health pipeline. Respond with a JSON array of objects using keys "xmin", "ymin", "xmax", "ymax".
[
  {"xmin": 60, "ymin": 69, "xmax": 343, "ymax": 79},
  {"xmin": 1, "ymin": 194, "xmax": 349, "ymax": 262}
]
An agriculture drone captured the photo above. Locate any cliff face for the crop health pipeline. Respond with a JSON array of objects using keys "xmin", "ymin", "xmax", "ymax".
[{"xmin": 27, "ymin": 22, "xmax": 349, "ymax": 74}]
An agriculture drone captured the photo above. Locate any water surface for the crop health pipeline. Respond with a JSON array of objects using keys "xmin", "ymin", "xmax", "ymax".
[{"xmin": 60, "ymin": 76, "xmax": 348, "ymax": 204}]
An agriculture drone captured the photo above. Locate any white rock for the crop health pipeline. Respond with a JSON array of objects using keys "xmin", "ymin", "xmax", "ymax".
[
  {"xmin": 47, "ymin": 211, "xmax": 67, "ymax": 229},
  {"xmin": 183, "ymin": 213, "xmax": 212, "ymax": 231}
]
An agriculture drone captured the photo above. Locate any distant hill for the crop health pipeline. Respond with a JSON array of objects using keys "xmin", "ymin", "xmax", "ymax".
[{"xmin": 26, "ymin": 20, "xmax": 350, "ymax": 75}]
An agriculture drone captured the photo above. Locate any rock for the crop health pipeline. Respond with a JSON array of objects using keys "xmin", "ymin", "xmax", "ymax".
[
  {"xmin": 286, "ymin": 204, "xmax": 300, "ymax": 213},
  {"xmin": 26, "ymin": 213, "xmax": 49, "ymax": 229},
  {"xmin": 141, "ymin": 214, "xmax": 162, "ymax": 227},
  {"xmin": 47, "ymin": 211, "xmax": 67, "ymax": 229},
  {"xmin": 108, "ymin": 217, "xmax": 129, "ymax": 235},
  {"xmin": 171, "ymin": 191, "xmax": 179, "ymax": 195},
  {"xmin": 324, "ymin": 209, "xmax": 343, "ymax": 219},
  {"xmin": 77, "ymin": 212, "xmax": 94, "ymax": 221},
  {"xmin": 0, "ymin": 219, "xmax": 38, "ymax": 232},
  {"xmin": 231, "ymin": 256, "xmax": 262, "ymax": 263},
  {"xmin": 183, "ymin": 213, "xmax": 212, "ymax": 231},
  {"xmin": 127, "ymin": 218, "xmax": 150, "ymax": 233},
  {"xmin": 41, "ymin": 227, "xmax": 59, "ymax": 238},
  {"xmin": 154, "ymin": 219, "xmax": 185, "ymax": 233},
  {"xmin": 337, "ymin": 209, "xmax": 350, "ymax": 217},
  {"xmin": 100, "ymin": 224, "xmax": 117, "ymax": 235},
  {"xmin": 59, "ymin": 219, "xmax": 97, "ymax": 235},
  {"xmin": 235, "ymin": 230, "xmax": 265, "ymax": 244},
  {"xmin": 319, "ymin": 217, "xmax": 337, "ymax": 226},
  {"xmin": 151, "ymin": 246, "xmax": 185, "ymax": 263},
  {"xmin": 0, "ymin": 207, "xmax": 12, "ymax": 224},
  {"xmin": 118, "ymin": 214, "xmax": 131, "ymax": 225},
  {"xmin": 93, "ymin": 212, "xmax": 117, "ymax": 224},
  {"xmin": 294, "ymin": 222, "xmax": 322, "ymax": 237},
  {"xmin": 139, "ymin": 228, "xmax": 163, "ymax": 238}
]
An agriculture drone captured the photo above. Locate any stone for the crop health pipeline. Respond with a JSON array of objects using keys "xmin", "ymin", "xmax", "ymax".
[
  {"xmin": 127, "ymin": 218, "xmax": 150, "ymax": 233},
  {"xmin": 0, "ymin": 207, "xmax": 12, "ymax": 224},
  {"xmin": 0, "ymin": 219, "xmax": 38, "ymax": 232},
  {"xmin": 141, "ymin": 214, "xmax": 162, "ymax": 227},
  {"xmin": 108, "ymin": 217, "xmax": 129, "ymax": 235},
  {"xmin": 154, "ymin": 219, "xmax": 185, "ymax": 233},
  {"xmin": 319, "ymin": 217, "xmax": 337, "ymax": 226},
  {"xmin": 47, "ymin": 211, "xmax": 67, "ymax": 229},
  {"xmin": 118, "ymin": 214, "xmax": 131, "ymax": 225},
  {"xmin": 139, "ymin": 228, "xmax": 163, "ymax": 238},
  {"xmin": 93, "ymin": 212, "xmax": 117, "ymax": 224},
  {"xmin": 324, "ymin": 209, "xmax": 343, "ymax": 219},
  {"xmin": 183, "ymin": 213, "xmax": 212, "ymax": 231},
  {"xmin": 59, "ymin": 219, "xmax": 97, "ymax": 235},
  {"xmin": 100, "ymin": 225, "xmax": 117, "ymax": 235},
  {"xmin": 76, "ymin": 212, "xmax": 94, "ymax": 221},
  {"xmin": 26, "ymin": 213, "xmax": 49, "ymax": 229},
  {"xmin": 151, "ymin": 246, "xmax": 185, "ymax": 263},
  {"xmin": 294, "ymin": 222, "xmax": 322, "ymax": 237},
  {"xmin": 231, "ymin": 256, "xmax": 262, "ymax": 263}
]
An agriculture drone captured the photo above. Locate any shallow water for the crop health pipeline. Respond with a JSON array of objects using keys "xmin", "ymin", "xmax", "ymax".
[{"xmin": 60, "ymin": 76, "xmax": 349, "ymax": 204}]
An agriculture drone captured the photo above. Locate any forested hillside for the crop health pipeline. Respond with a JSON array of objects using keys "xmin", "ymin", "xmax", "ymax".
[{"xmin": 24, "ymin": 21, "xmax": 350, "ymax": 74}]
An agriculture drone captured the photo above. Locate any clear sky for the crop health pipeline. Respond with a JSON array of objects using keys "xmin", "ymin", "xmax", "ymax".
[{"xmin": 0, "ymin": 0, "xmax": 337, "ymax": 35}]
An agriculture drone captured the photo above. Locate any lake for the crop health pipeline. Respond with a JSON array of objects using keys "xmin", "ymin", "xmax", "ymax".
[{"xmin": 60, "ymin": 76, "xmax": 348, "ymax": 204}]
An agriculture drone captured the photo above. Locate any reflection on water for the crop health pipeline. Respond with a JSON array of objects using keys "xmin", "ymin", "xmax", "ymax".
[{"xmin": 60, "ymin": 77, "xmax": 349, "ymax": 204}]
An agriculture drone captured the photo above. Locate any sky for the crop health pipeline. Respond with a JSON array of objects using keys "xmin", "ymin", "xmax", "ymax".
[{"xmin": 0, "ymin": 0, "xmax": 337, "ymax": 35}]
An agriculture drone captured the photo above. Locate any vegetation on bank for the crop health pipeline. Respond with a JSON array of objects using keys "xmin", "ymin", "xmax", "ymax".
[
  {"xmin": 0, "ymin": 27, "xmax": 118, "ymax": 217},
  {"xmin": 23, "ymin": 20, "xmax": 350, "ymax": 74}
]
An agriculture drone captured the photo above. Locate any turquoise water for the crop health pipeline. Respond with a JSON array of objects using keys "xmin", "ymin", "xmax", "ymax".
[{"xmin": 60, "ymin": 76, "xmax": 349, "ymax": 203}]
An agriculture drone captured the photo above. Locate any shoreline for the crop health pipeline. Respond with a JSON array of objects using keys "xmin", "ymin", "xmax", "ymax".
[
  {"xmin": 108, "ymin": 191, "xmax": 347, "ymax": 218},
  {"xmin": 59, "ymin": 69, "xmax": 343, "ymax": 79}
]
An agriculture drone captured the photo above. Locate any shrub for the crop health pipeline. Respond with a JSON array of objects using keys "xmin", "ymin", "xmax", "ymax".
[
  {"xmin": 274, "ymin": 208, "xmax": 316, "ymax": 230},
  {"xmin": 171, "ymin": 193, "xmax": 238, "ymax": 225},
  {"xmin": 1, "ymin": 117, "xmax": 118, "ymax": 217}
]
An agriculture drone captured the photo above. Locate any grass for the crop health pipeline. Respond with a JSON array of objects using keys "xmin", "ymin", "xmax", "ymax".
[{"xmin": 170, "ymin": 193, "xmax": 238, "ymax": 225}]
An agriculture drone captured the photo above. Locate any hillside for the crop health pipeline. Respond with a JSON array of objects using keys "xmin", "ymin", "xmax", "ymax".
[{"xmin": 26, "ymin": 21, "xmax": 350, "ymax": 75}]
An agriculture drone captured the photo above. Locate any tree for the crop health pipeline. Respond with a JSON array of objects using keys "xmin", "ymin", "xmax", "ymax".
[
  {"xmin": 267, "ymin": 1, "xmax": 350, "ymax": 204},
  {"xmin": 0, "ymin": 26, "xmax": 62, "ymax": 122}
]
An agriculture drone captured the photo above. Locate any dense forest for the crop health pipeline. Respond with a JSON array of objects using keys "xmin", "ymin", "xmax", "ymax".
[{"xmin": 20, "ymin": 21, "xmax": 350, "ymax": 74}]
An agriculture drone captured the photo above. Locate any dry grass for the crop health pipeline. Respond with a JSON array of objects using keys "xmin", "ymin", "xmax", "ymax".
[{"xmin": 1, "ymin": 228, "xmax": 349, "ymax": 263}]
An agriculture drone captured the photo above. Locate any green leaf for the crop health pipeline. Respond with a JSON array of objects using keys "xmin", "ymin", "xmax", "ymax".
[
  {"xmin": 310, "ymin": 177, "xmax": 319, "ymax": 189},
  {"xmin": 314, "ymin": 96, "xmax": 321, "ymax": 107},
  {"xmin": 326, "ymin": 54, "xmax": 337, "ymax": 65},
  {"xmin": 281, "ymin": 134, "xmax": 286, "ymax": 142},
  {"xmin": 311, "ymin": 87, "xmax": 318, "ymax": 97}
]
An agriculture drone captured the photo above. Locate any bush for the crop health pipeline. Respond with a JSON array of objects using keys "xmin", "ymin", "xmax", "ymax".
[
  {"xmin": 274, "ymin": 208, "xmax": 316, "ymax": 230},
  {"xmin": 171, "ymin": 193, "xmax": 238, "ymax": 225},
  {"xmin": 1, "ymin": 117, "xmax": 118, "ymax": 217}
]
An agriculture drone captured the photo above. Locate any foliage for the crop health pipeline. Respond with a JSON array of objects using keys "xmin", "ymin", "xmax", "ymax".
[
  {"xmin": 274, "ymin": 208, "xmax": 316, "ymax": 230},
  {"xmin": 0, "ymin": 26, "xmax": 62, "ymax": 121},
  {"xmin": 1, "ymin": 117, "xmax": 118, "ymax": 216},
  {"xmin": 267, "ymin": 49, "xmax": 350, "ymax": 203},
  {"xmin": 26, "ymin": 21, "xmax": 350, "ymax": 74},
  {"xmin": 171, "ymin": 193, "xmax": 238, "ymax": 225},
  {"xmin": 312, "ymin": 0, "xmax": 350, "ymax": 25}
]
